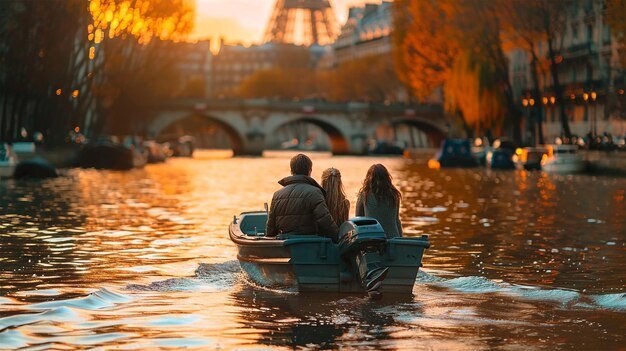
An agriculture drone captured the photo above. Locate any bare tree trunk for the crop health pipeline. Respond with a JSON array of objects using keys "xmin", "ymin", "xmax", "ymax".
[
  {"xmin": 546, "ymin": 38, "xmax": 572, "ymax": 138},
  {"xmin": 0, "ymin": 93, "xmax": 8, "ymax": 141},
  {"xmin": 530, "ymin": 55, "xmax": 545, "ymax": 145}
]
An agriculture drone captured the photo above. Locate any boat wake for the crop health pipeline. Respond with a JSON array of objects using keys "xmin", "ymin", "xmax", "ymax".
[
  {"xmin": 417, "ymin": 270, "xmax": 626, "ymax": 311},
  {"xmin": 121, "ymin": 262, "xmax": 625, "ymax": 312},
  {"xmin": 125, "ymin": 261, "xmax": 242, "ymax": 293},
  {"xmin": 0, "ymin": 288, "xmax": 133, "ymax": 334}
]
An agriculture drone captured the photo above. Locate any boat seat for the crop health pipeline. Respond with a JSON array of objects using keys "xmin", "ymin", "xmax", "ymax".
[{"xmin": 240, "ymin": 213, "xmax": 268, "ymax": 235}]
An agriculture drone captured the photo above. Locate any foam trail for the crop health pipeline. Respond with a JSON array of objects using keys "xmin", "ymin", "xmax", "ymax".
[
  {"xmin": 591, "ymin": 293, "xmax": 626, "ymax": 311},
  {"xmin": 417, "ymin": 273, "xmax": 624, "ymax": 311},
  {"xmin": 126, "ymin": 261, "xmax": 242, "ymax": 293}
]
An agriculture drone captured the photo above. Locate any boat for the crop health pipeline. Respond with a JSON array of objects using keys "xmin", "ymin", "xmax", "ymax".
[
  {"xmin": 486, "ymin": 148, "xmax": 515, "ymax": 169},
  {"xmin": 0, "ymin": 143, "xmax": 17, "ymax": 178},
  {"xmin": 513, "ymin": 147, "xmax": 548, "ymax": 171},
  {"xmin": 541, "ymin": 144, "xmax": 587, "ymax": 173},
  {"xmin": 366, "ymin": 141, "xmax": 405, "ymax": 156},
  {"xmin": 229, "ymin": 211, "xmax": 429, "ymax": 295},
  {"xmin": 13, "ymin": 157, "xmax": 58, "ymax": 179},
  {"xmin": 429, "ymin": 139, "xmax": 478, "ymax": 168},
  {"xmin": 75, "ymin": 139, "xmax": 146, "ymax": 170},
  {"xmin": 470, "ymin": 137, "xmax": 491, "ymax": 166}
]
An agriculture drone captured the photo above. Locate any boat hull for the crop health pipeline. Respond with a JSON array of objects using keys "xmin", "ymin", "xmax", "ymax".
[
  {"xmin": 542, "ymin": 159, "xmax": 587, "ymax": 173},
  {"xmin": 229, "ymin": 212, "xmax": 429, "ymax": 294}
]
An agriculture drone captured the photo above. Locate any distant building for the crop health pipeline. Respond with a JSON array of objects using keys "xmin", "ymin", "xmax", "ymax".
[
  {"xmin": 211, "ymin": 41, "xmax": 311, "ymax": 98},
  {"xmin": 171, "ymin": 40, "xmax": 212, "ymax": 98},
  {"xmin": 333, "ymin": 2, "xmax": 392, "ymax": 65},
  {"xmin": 509, "ymin": 0, "xmax": 626, "ymax": 139}
]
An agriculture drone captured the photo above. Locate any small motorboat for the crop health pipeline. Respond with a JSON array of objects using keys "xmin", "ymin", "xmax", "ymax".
[
  {"xmin": 513, "ymin": 147, "xmax": 548, "ymax": 171},
  {"xmin": 229, "ymin": 211, "xmax": 429, "ymax": 295},
  {"xmin": 541, "ymin": 144, "xmax": 587, "ymax": 173},
  {"xmin": 485, "ymin": 139, "xmax": 518, "ymax": 170},
  {"xmin": 0, "ymin": 143, "xmax": 17, "ymax": 178},
  {"xmin": 429, "ymin": 139, "xmax": 478, "ymax": 168}
]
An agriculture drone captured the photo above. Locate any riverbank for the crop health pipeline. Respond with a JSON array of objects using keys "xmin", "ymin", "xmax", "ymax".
[
  {"xmin": 405, "ymin": 148, "xmax": 626, "ymax": 175},
  {"xmin": 582, "ymin": 150, "xmax": 626, "ymax": 175}
]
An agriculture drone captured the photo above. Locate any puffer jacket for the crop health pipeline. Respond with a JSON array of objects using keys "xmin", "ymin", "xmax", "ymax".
[{"xmin": 266, "ymin": 175, "xmax": 339, "ymax": 242}]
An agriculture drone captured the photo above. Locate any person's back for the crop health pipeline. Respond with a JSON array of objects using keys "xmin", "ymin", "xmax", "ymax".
[
  {"xmin": 266, "ymin": 154, "xmax": 339, "ymax": 242},
  {"xmin": 321, "ymin": 167, "xmax": 349, "ymax": 228},
  {"xmin": 355, "ymin": 164, "xmax": 402, "ymax": 238},
  {"xmin": 356, "ymin": 192, "xmax": 401, "ymax": 238}
]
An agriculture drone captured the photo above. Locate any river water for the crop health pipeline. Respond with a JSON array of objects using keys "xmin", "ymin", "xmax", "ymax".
[{"xmin": 0, "ymin": 150, "xmax": 624, "ymax": 350}]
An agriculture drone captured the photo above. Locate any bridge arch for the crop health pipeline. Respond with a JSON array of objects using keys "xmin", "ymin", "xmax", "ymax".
[
  {"xmin": 270, "ymin": 116, "xmax": 350, "ymax": 155},
  {"xmin": 387, "ymin": 117, "xmax": 447, "ymax": 147},
  {"xmin": 154, "ymin": 113, "xmax": 247, "ymax": 155}
]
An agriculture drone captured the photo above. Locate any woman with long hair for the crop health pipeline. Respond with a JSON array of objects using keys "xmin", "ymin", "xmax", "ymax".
[
  {"xmin": 321, "ymin": 167, "xmax": 350, "ymax": 227},
  {"xmin": 356, "ymin": 164, "xmax": 403, "ymax": 238}
]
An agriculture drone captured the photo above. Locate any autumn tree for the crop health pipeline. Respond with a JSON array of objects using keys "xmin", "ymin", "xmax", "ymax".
[
  {"xmin": 321, "ymin": 55, "xmax": 403, "ymax": 102},
  {"xmin": 390, "ymin": 0, "xmax": 414, "ymax": 98},
  {"xmin": 395, "ymin": 0, "xmax": 522, "ymax": 142},
  {"xmin": 0, "ymin": 0, "xmax": 194, "ymax": 142},
  {"xmin": 239, "ymin": 68, "xmax": 317, "ymax": 99},
  {"xmin": 88, "ymin": 0, "xmax": 195, "ymax": 136},
  {"xmin": 393, "ymin": 0, "xmax": 459, "ymax": 101}
]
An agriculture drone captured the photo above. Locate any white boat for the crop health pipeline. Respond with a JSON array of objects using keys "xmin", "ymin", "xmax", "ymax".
[
  {"xmin": 0, "ymin": 143, "xmax": 18, "ymax": 178},
  {"xmin": 541, "ymin": 144, "xmax": 587, "ymax": 173}
]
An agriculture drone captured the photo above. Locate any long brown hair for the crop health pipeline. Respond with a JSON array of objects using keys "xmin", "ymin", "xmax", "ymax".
[
  {"xmin": 359, "ymin": 164, "xmax": 401, "ymax": 205},
  {"xmin": 321, "ymin": 167, "xmax": 349, "ymax": 226}
]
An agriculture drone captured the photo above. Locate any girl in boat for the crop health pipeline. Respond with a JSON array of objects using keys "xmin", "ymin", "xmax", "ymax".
[
  {"xmin": 356, "ymin": 164, "xmax": 403, "ymax": 238},
  {"xmin": 321, "ymin": 167, "xmax": 350, "ymax": 227}
]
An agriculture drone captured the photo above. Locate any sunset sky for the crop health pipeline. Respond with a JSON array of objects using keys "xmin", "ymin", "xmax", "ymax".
[{"xmin": 190, "ymin": 0, "xmax": 375, "ymax": 49}]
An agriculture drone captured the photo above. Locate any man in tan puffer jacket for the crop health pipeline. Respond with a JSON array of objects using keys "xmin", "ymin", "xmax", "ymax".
[{"xmin": 266, "ymin": 154, "xmax": 339, "ymax": 242}]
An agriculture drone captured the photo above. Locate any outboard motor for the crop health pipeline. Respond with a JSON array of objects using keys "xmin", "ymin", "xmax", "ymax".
[
  {"xmin": 338, "ymin": 218, "xmax": 389, "ymax": 297},
  {"xmin": 338, "ymin": 218, "xmax": 387, "ymax": 257}
]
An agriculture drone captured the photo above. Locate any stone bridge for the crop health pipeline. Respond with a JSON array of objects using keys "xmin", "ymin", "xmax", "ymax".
[{"xmin": 149, "ymin": 99, "xmax": 449, "ymax": 155}]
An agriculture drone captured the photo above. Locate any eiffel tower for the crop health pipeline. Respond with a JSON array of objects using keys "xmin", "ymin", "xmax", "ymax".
[{"xmin": 264, "ymin": 0, "xmax": 339, "ymax": 46}]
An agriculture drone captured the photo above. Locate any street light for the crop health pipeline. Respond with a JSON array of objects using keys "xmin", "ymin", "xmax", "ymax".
[{"xmin": 591, "ymin": 90, "xmax": 597, "ymax": 137}]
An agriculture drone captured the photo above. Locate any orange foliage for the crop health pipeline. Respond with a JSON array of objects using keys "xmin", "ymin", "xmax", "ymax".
[
  {"xmin": 397, "ymin": 0, "xmax": 461, "ymax": 101},
  {"xmin": 88, "ymin": 0, "xmax": 194, "ymax": 45},
  {"xmin": 395, "ymin": 0, "xmax": 522, "ymax": 139}
]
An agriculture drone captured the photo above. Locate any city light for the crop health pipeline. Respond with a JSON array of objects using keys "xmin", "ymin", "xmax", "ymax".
[
  {"xmin": 55, "ymin": 89, "xmax": 62, "ymax": 96},
  {"xmin": 72, "ymin": 90, "xmax": 80, "ymax": 98},
  {"xmin": 591, "ymin": 91, "xmax": 597, "ymax": 101},
  {"xmin": 549, "ymin": 96, "xmax": 556, "ymax": 104},
  {"xmin": 522, "ymin": 98, "xmax": 528, "ymax": 107},
  {"xmin": 583, "ymin": 92, "xmax": 589, "ymax": 101},
  {"xmin": 542, "ymin": 97, "xmax": 548, "ymax": 105}
]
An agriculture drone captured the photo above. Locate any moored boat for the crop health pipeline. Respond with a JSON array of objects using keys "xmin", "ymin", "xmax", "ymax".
[
  {"xmin": 429, "ymin": 139, "xmax": 478, "ymax": 168},
  {"xmin": 513, "ymin": 147, "xmax": 548, "ymax": 170},
  {"xmin": 229, "ymin": 211, "xmax": 429, "ymax": 295},
  {"xmin": 541, "ymin": 144, "xmax": 587, "ymax": 173},
  {"xmin": 0, "ymin": 143, "xmax": 17, "ymax": 178},
  {"xmin": 486, "ymin": 148, "xmax": 515, "ymax": 170}
]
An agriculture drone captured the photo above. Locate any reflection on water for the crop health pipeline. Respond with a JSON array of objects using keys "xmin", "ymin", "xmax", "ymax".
[{"xmin": 0, "ymin": 150, "xmax": 624, "ymax": 349}]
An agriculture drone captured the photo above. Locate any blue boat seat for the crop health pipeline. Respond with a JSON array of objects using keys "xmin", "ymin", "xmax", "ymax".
[{"xmin": 240, "ymin": 213, "xmax": 268, "ymax": 235}]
